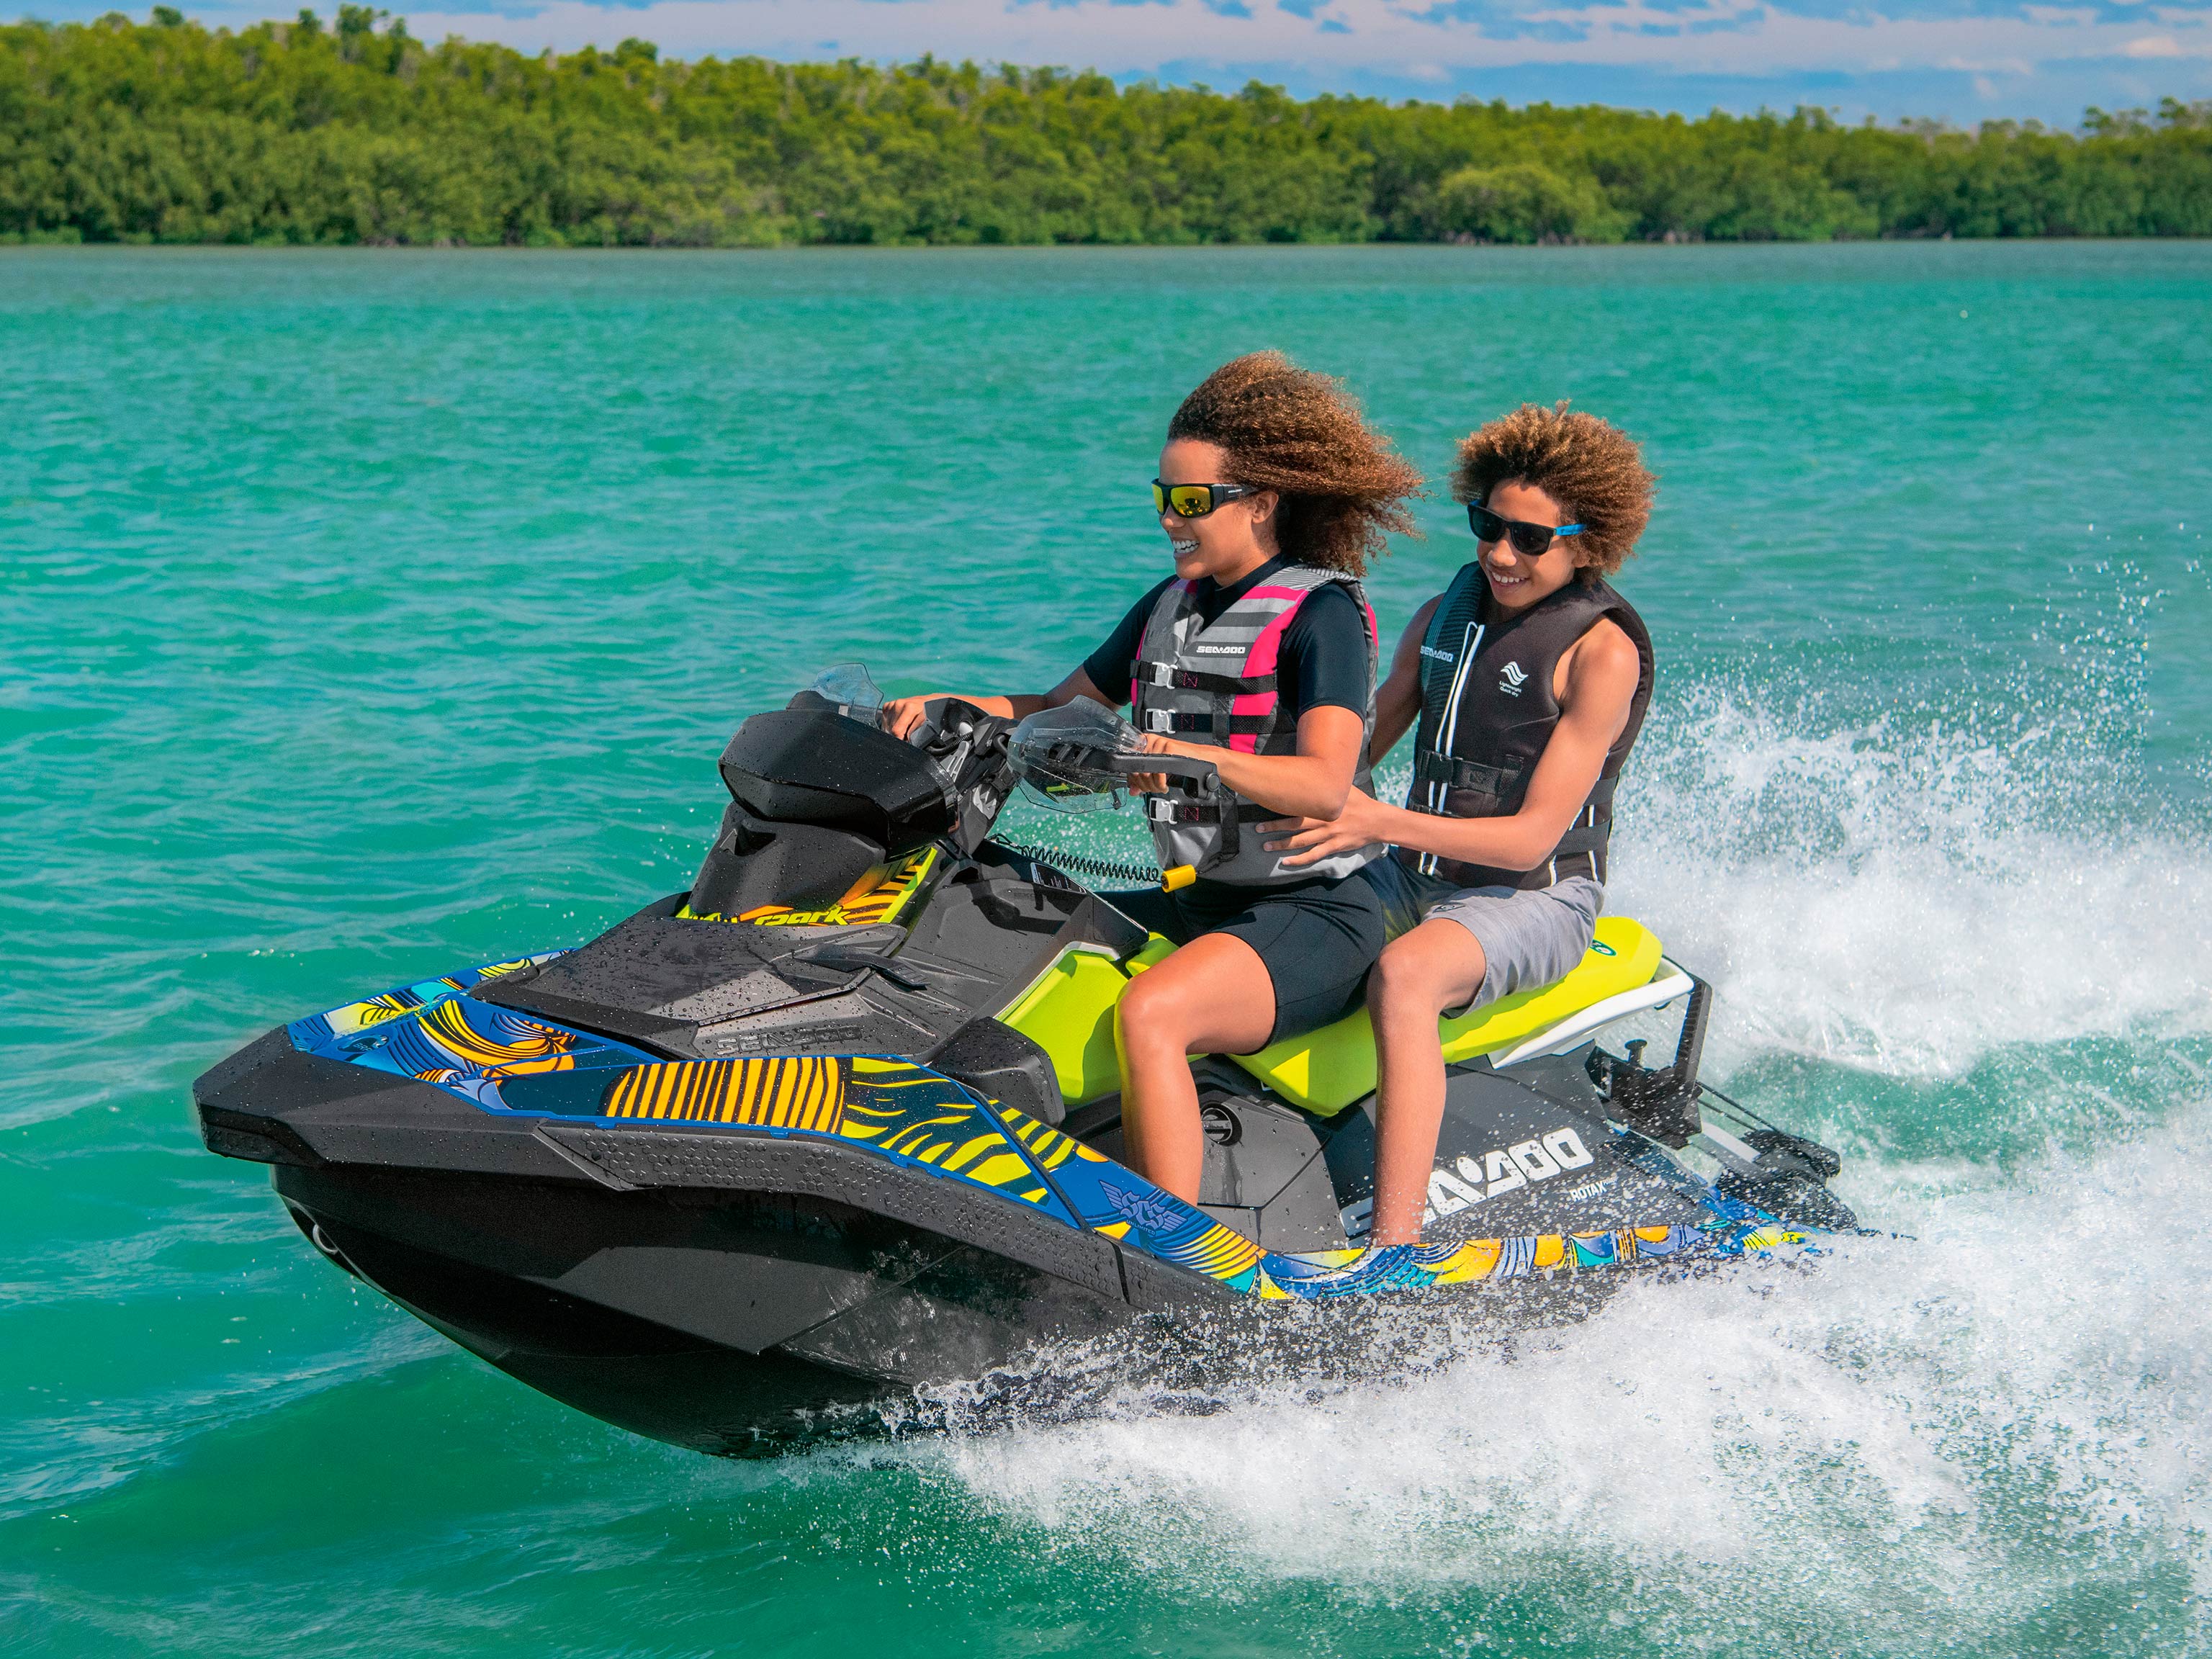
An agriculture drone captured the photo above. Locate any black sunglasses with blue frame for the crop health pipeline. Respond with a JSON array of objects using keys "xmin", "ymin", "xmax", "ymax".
[{"xmin": 1470, "ymin": 500, "xmax": 1583, "ymax": 557}]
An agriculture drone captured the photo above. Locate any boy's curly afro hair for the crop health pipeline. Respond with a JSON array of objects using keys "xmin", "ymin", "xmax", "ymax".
[
  {"xmin": 1452, "ymin": 403, "xmax": 1655, "ymax": 580},
  {"xmin": 1168, "ymin": 351, "xmax": 1423, "ymax": 576}
]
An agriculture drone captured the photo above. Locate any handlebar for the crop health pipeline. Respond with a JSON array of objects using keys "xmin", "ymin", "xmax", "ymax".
[
  {"xmin": 898, "ymin": 696, "xmax": 992, "ymax": 758},
  {"xmin": 1094, "ymin": 751, "xmax": 1223, "ymax": 789}
]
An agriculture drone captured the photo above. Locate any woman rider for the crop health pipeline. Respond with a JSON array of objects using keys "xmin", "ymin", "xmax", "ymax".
[
  {"xmin": 885, "ymin": 352, "xmax": 1421, "ymax": 1204},
  {"xmin": 1259, "ymin": 403, "xmax": 1657, "ymax": 1246}
]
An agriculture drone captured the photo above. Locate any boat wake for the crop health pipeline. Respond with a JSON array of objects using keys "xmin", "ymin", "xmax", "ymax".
[{"xmin": 868, "ymin": 694, "xmax": 2212, "ymax": 1650}]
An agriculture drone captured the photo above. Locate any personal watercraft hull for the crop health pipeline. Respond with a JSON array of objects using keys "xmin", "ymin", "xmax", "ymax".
[
  {"xmin": 272, "ymin": 1163, "xmax": 1136, "ymax": 1454},
  {"xmin": 194, "ymin": 691, "xmax": 1853, "ymax": 1455},
  {"xmin": 195, "ymin": 974, "xmax": 1830, "ymax": 1454}
]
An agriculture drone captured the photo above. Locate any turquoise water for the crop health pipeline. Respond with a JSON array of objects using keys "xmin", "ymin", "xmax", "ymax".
[{"xmin": 4, "ymin": 243, "xmax": 2210, "ymax": 1656}]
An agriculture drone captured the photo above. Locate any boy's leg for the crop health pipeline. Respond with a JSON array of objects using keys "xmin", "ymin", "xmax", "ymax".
[
  {"xmin": 1366, "ymin": 920, "xmax": 1490, "ymax": 1246},
  {"xmin": 1115, "ymin": 933, "xmax": 1276, "ymax": 1202},
  {"xmin": 1369, "ymin": 879, "xmax": 1602, "ymax": 1244}
]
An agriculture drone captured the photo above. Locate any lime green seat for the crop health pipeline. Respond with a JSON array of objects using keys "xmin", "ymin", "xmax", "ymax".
[
  {"xmin": 999, "ymin": 916, "xmax": 1665, "ymax": 1117},
  {"xmin": 1231, "ymin": 914, "xmax": 1664, "ymax": 1115},
  {"xmin": 997, "ymin": 935, "xmax": 1174, "ymax": 1106}
]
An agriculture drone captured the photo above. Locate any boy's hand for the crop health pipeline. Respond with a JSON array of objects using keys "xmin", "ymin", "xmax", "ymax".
[{"xmin": 1261, "ymin": 788, "xmax": 1391, "ymax": 867}]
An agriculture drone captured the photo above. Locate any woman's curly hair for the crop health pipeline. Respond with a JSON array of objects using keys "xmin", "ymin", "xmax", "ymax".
[
  {"xmin": 1452, "ymin": 403, "xmax": 1655, "ymax": 580},
  {"xmin": 1167, "ymin": 351, "xmax": 1423, "ymax": 575}
]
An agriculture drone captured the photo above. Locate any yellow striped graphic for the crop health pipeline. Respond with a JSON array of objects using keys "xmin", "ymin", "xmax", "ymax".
[
  {"xmin": 1000, "ymin": 1107, "xmax": 1109, "ymax": 1167},
  {"xmin": 1178, "ymin": 1224, "xmax": 1264, "ymax": 1280},
  {"xmin": 585, "ymin": 1053, "xmax": 1064, "ymax": 1210},
  {"xmin": 603, "ymin": 1056, "xmax": 845, "ymax": 1130}
]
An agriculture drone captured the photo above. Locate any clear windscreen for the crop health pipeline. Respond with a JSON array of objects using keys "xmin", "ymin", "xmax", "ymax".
[
  {"xmin": 807, "ymin": 663, "xmax": 884, "ymax": 727},
  {"xmin": 1007, "ymin": 701, "xmax": 1146, "ymax": 816}
]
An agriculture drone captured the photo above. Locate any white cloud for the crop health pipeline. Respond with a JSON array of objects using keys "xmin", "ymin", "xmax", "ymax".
[{"xmin": 390, "ymin": 0, "xmax": 2212, "ymax": 81}]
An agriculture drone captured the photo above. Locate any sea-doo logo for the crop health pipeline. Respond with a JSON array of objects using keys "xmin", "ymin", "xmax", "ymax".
[
  {"xmin": 1419, "ymin": 645, "xmax": 1456, "ymax": 665},
  {"xmin": 1193, "ymin": 644, "xmax": 1246, "ymax": 655},
  {"xmin": 1498, "ymin": 661, "xmax": 1528, "ymax": 696},
  {"xmin": 1340, "ymin": 1126, "xmax": 1596, "ymax": 1238},
  {"xmin": 1100, "ymin": 1180, "xmax": 1187, "ymax": 1234}
]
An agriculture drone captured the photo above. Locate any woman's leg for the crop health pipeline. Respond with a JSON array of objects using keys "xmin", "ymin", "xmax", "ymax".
[
  {"xmin": 1115, "ymin": 932, "xmax": 1277, "ymax": 1202},
  {"xmin": 1367, "ymin": 919, "xmax": 1490, "ymax": 1246}
]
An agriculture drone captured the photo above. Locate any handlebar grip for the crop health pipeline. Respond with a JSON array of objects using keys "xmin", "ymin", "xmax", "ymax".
[
  {"xmin": 1100, "ymin": 752, "xmax": 1221, "ymax": 787},
  {"xmin": 906, "ymin": 695, "xmax": 990, "ymax": 752}
]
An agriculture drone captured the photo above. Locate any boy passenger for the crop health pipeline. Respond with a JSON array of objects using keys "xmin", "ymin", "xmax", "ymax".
[{"xmin": 1261, "ymin": 404, "xmax": 1657, "ymax": 1246}]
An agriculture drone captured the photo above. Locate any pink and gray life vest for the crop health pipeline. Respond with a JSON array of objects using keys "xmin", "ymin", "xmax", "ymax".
[
  {"xmin": 1396, "ymin": 567, "xmax": 1653, "ymax": 892},
  {"xmin": 1130, "ymin": 566, "xmax": 1380, "ymax": 885}
]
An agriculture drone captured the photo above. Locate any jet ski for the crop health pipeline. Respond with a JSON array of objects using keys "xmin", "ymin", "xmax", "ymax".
[{"xmin": 194, "ymin": 667, "xmax": 1855, "ymax": 1455}]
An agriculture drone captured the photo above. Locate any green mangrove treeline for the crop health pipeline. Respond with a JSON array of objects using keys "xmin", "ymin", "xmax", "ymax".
[{"xmin": 4, "ymin": 9, "xmax": 2209, "ymax": 246}]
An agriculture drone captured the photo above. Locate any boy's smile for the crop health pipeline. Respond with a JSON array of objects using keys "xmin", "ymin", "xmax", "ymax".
[{"xmin": 1481, "ymin": 555, "xmax": 1537, "ymax": 596}]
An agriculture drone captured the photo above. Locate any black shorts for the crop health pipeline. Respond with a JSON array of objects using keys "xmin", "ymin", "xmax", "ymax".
[{"xmin": 1102, "ymin": 869, "xmax": 1388, "ymax": 1048}]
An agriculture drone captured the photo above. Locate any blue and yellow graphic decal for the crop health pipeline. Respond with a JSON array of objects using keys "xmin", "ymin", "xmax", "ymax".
[
  {"xmin": 601, "ymin": 1053, "xmax": 847, "ymax": 1132},
  {"xmin": 287, "ymin": 958, "xmax": 1806, "ymax": 1303},
  {"xmin": 287, "ymin": 955, "xmax": 652, "ymax": 1107},
  {"xmin": 510, "ymin": 1053, "xmax": 1083, "ymax": 1223},
  {"xmin": 990, "ymin": 1102, "xmax": 1799, "ymax": 1299}
]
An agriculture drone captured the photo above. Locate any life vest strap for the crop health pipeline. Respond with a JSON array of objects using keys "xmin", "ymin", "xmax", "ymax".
[
  {"xmin": 1413, "ymin": 752, "xmax": 1521, "ymax": 795},
  {"xmin": 1410, "ymin": 755, "xmax": 1621, "ymax": 810},
  {"xmin": 1144, "ymin": 797, "xmax": 1277, "ymax": 827},
  {"xmin": 1390, "ymin": 840, "xmax": 1605, "ymax": 891},
  {"xmin": 1134, "ymin": 660, "xmax": 1277, "ymax": 697},
  {"xmin": 1139, "ymin": 709, "xmax": 1273, "ymax": 736},
  {"xmin": 1548, "ymin": 824, "xmax": 1608, "ymax": 860}
]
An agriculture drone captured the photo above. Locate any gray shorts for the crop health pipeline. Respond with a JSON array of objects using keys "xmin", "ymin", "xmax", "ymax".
[{"xmin": 1362, "ymin": 860, "xmax": 1602, "ymax": 1017}]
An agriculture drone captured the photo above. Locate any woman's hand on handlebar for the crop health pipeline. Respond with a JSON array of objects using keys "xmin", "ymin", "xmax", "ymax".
[{"xmin": 1128, "ymin": 731, "xmax": 1218, "ymax": 795}]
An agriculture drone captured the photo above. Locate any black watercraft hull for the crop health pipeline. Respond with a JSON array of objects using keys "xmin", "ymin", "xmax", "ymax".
[
  {"xmin": 202, "ymin": 1032, "xmax": 1197, "ymax": 1452},
  {"xmin": 194, "ymin": 690, "xmax": 1852, "ymax": 1454},
  {"xmin": 279, "ymin": 1164, "xmax": 1141, "ymax": 1453}
]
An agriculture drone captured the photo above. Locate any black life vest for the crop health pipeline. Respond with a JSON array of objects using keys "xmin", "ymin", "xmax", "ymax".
[{"xmin": 1395, "ymin": 567, "xmax": 1653, "ymax": 891}]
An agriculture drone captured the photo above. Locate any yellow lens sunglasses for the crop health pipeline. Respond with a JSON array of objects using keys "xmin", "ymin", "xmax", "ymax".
[{"xmin": 1153, "ymin": 480, "xmax": 1260, "ymax": 519}]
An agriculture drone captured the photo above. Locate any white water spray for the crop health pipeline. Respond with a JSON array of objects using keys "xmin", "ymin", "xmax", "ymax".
[{"xmin": 914, "ymin": 696, "xmax": 2212, "ymax": 1650}]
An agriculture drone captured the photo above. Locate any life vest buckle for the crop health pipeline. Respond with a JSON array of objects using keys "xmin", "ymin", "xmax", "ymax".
[{"xmin": 1144, "ymin": 796, "xmax": 1215, "ymax": 826}]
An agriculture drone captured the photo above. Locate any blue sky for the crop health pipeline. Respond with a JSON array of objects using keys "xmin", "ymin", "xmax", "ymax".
[{"xmin": 40, "ymin": 0, "xmax": 2212, "ymax": 124}]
